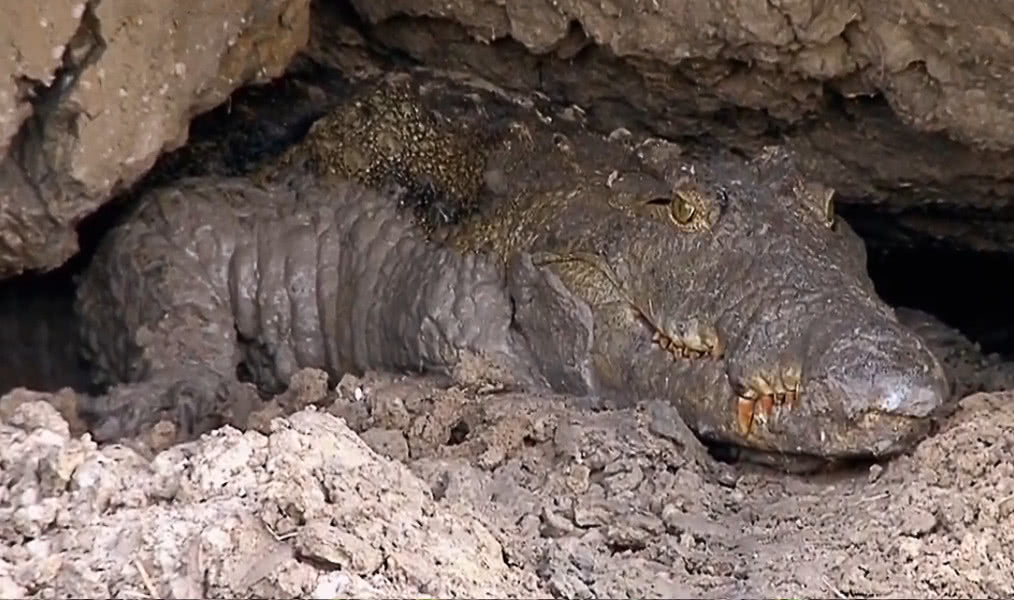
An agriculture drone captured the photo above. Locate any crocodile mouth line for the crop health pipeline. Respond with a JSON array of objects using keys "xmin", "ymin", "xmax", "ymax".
[
  {"xmin": 634, "ymin": 307, "xmax": 803, "ymax": 439},
  {"xmin": 650, "ymin": 329, "xmax": 715, "ymax": 359},
  {"xmin": 634, "ymin": 309, "xmax": 724, "ymax": 361}
]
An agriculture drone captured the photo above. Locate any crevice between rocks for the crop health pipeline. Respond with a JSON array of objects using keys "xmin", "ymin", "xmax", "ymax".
[
  {"xmin": 31, "ymin": 0, "xmax": 107, "ymax": 117},
  {"xmin": 11, "ymin": 0, "xmax": 106, "ymax": 172}
]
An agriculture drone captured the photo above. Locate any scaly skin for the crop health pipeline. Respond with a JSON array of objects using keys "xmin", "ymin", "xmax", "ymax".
[{"xmin": 75, "ymin": 68, "xmax": 949, "ymax": 461}]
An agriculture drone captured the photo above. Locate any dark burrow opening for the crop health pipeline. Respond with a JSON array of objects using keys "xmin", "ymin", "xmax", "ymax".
[{"xmin": 865, "ymin": 243, "xmax": 1014, "ymax": 356}]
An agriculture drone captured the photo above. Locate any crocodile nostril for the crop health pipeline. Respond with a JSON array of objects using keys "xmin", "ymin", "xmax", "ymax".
[{"xmin": 869, "ymin": 372, "xmax": 948, "ymax": 418}]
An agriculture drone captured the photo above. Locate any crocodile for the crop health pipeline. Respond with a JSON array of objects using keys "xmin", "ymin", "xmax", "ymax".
[{"xmin": 74, "ymin": 67, "xmax": 950, "ymax": 462}]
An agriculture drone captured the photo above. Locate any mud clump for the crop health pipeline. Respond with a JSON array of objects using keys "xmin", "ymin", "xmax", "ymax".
[{"xmin": 255, "ymin": 76, "xmax": 495, "ymax": 231}]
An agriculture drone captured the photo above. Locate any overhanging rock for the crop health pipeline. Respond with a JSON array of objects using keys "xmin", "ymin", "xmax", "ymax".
[{"xmin": 0, "ymin": 0, "xmax": 310, "ymax": 277}]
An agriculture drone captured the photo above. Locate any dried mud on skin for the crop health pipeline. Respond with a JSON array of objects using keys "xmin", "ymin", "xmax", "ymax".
[{"xmin": 3, "ymin": 362, "xmax": 1014, "ymax": 598}]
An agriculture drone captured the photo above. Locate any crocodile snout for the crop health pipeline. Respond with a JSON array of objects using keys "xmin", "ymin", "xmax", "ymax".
[
  {"xmin": 736, "ymin": 318, "xmax": 950, "ymax": 457},
  {"xmin": 808, "ymin": 326, "xmax": 949, "ymax": 455}
]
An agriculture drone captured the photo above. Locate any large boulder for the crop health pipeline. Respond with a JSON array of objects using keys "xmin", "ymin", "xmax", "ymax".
[
  {"xmin": 339, "ymin": 0, "xmax": 1014, "ymax": 249},
  {"xmin": 0, "ymin": 0, "xmax": 310, "ymax": 277}
]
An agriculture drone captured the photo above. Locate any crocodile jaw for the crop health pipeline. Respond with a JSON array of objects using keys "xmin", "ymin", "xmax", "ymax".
[
  {"xmin": 624, "ymin": 302, "xmax": 950, "ymax": 460},
  {"xmin": 745, "ymin": 321, "xmax": 950, "ymax": 458}
]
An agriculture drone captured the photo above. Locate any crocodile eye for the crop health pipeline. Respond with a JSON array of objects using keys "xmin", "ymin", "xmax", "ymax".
[
  {"xmin": 671, "ymin": 194, "xmax": 696, "ymax": 224},
  {"xmin": 645, "ymin": 194, "xmax": 698, "ymax": 226}
]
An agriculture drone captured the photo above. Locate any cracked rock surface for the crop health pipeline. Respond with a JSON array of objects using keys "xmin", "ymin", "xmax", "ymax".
[
  {"xmin": 351, "ymin": 0, "xmax": 1014, "ymax": 151},
  {"xmin": 334, "ymin": 0, "xmax": 1014, "ymax": 250},
  {"xmin": 0, "ymin": 0, "xmax": 310, "ymax": 277}
]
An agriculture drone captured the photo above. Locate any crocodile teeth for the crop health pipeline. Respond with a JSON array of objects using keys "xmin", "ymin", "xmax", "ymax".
[
  {"xmin": 735, "ymin": 372, "xmax": 802, "ymax": 436},
  {"xmin": 653, "ymin": 330, "xmax": 718, "ymax": 361},
  {"xmin": 736, "ymin": 393, "xmax": 776, "ymax": 436},
  {"xmin": 736, "ymin": 396, "xmax": 756, "ymax": 436}
]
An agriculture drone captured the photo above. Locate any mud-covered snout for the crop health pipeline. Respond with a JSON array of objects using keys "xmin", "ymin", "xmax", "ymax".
[{"xmin": 738, "ymin": 317, "xmax": 950, "ymax": 458}]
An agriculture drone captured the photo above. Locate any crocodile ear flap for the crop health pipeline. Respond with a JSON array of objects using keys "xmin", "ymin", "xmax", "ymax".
[{"xmin": 506, "ymin": 252, "xmax": 598, "ymax": 396}]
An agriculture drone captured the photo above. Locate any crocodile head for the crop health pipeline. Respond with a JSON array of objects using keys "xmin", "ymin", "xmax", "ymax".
[{"xmin": 499, "ymin": 140, "xmax": 949, "ymax": 461}]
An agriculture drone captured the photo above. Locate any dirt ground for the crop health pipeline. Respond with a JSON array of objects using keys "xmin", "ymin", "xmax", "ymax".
[{"xmin": 1, "ymin": 308, "xmax": 1013, "ymax": 599}]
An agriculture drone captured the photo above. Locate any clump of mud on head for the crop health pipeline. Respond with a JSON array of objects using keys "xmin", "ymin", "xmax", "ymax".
[{"xmin": 550, "ymin": 142, "xmax": 950, "ymax": 462}]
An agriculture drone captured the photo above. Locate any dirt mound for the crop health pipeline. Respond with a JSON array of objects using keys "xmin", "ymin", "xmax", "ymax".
[
  {"xmin": 0, "ymin": 387, "xmax": 541, "ymax": 598},
  {"xmin": 3, "ymin": 369, "xmax": 1013, "ymax": 598}
]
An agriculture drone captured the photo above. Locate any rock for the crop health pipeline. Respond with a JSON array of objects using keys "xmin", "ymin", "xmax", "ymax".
[
  {"xmin": 0, "ymin": 0, "xmax": 310, "ymax": 277},
  {"xmin": 349, "ymin": 0, "xmax": 1014, "ymax": 151},
  {"xmin": 336, "ymin": 0, "xmax": 1014, "ymax": 251}
]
